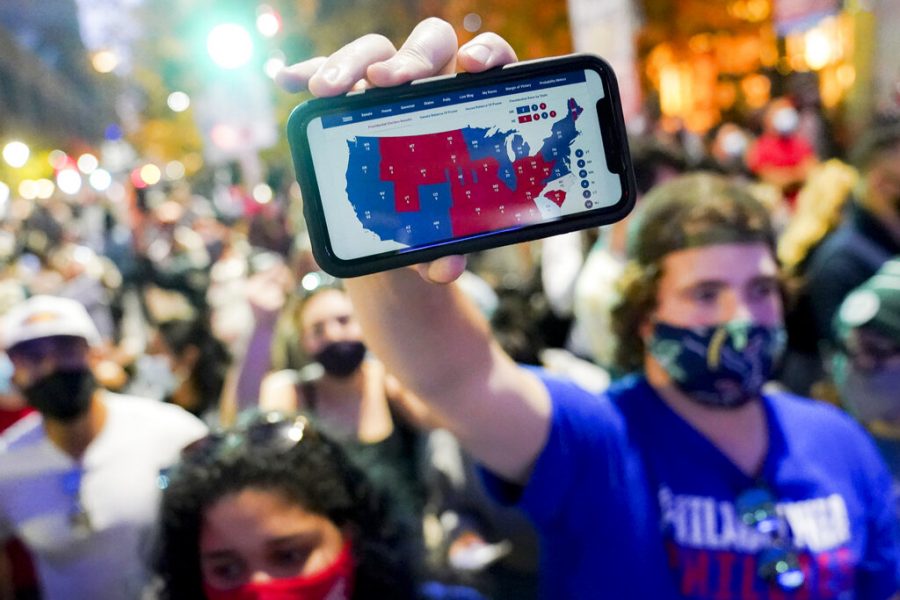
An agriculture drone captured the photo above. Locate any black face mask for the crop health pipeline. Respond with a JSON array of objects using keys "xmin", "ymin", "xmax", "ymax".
[
  {"xmin": 314, "ymin": 341, "xmax": 367, "ymax": 378},
  {"xmin": 23, "ymin": 369, "xmax": 97, "ymax": 422}
]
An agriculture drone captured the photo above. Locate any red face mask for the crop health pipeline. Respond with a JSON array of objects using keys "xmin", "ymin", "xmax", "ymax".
[{"xmin": 203, "ymin": 541, "xmax": 355, "ymax": 600}]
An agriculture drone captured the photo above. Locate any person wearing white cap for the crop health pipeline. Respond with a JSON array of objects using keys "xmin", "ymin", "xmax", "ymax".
[{"xmin": 0, "ymin": 295, "xmax": 208, "ymax": 599}]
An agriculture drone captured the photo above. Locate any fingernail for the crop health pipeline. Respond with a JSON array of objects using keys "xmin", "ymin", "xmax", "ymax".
[
  {"xmin": 321, "ymin": 66, "xmax": 344, "ymax": 85},
  {"xmin": 463, "ymin": 44, "xmax": 491, "ymax": 64}
]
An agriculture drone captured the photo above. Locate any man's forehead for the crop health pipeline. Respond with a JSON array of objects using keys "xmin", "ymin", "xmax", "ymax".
[{"xmin": 660, "ymin": 242, "xmax": 778, "ymax": 274}]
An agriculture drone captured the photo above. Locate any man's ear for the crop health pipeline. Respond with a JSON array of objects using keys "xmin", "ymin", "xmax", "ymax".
[
  {"xmin": 180, "ymin": 345, "xmax": 201, "ymax": 372},
  {"xmin": 88, "ymin": 346, "xmax": 128, "ymax": 390}
]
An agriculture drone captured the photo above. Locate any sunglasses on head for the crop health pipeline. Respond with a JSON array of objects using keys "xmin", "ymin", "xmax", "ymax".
[
  {"xmin": 735, "ymin": 484, "xmax": 805, "ymax": 591},
  {"xmin": 298, "ymin": 271, "xmax": 342, "ymax": 298},
  {"xmin": 158, "ymin": 412, "xmax": 314, "ymax": 490}
]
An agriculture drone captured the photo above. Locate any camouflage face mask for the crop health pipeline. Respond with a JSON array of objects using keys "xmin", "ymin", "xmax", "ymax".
[{"xmin": 649, "ymin": 321, "xmax": 786, "ymax": 408}]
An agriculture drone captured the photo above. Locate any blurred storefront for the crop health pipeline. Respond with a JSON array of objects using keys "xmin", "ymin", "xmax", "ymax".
[
  {"xmin": 624, "ymin": 0, "xmax": 898, "ymax": 139},
  {"xmin": 0, "ymin": 0, "xmax": 114, "ymax": 199}
]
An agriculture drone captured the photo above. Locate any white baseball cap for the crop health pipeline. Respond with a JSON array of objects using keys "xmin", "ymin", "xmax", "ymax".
[{"xmin": 2, "ymin": 296, "xmax": 102, "ymax": 351}]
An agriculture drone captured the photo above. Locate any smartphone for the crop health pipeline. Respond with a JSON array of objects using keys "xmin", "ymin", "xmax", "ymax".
[{"xmin": 287, "ymin": 54, "xmax": 635, "ymax": 278}]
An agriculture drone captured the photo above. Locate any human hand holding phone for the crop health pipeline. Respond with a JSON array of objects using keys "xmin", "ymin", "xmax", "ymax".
[
  {"xmin": 277, "ymin": 19, "xmax": 524, "ymax": 283},
  {"xmin": 277, "ymin": 20, "xmax": 558, "ymax": 486}
]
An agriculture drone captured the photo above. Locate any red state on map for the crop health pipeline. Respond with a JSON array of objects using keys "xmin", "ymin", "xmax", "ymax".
[
  {"xmin": 377, "ymin": 132, "xmax": 560, "ymax": 237},
  {"xmin": 545, "ymin": 190, "xmax": 567, "ymax": 208}
]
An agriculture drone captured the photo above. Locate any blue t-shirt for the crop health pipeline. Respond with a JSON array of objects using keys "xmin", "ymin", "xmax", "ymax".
[{"xmin": 484, "ymin": 373, "xmax": 899, "ymax": 599}]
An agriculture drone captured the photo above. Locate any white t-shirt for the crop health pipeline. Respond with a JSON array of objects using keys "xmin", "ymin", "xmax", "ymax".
[{"xmin": 0, "ymin": 393, "xmax": 207, "ymax": 600}]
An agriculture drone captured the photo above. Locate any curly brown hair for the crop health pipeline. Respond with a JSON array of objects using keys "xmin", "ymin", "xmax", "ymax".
[{"xmin": 609, "ymin": 172, "xmax": 777, "ymax": 373}]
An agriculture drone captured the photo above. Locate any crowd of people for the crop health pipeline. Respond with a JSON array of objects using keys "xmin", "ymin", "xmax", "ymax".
[{"xmin": 0, "ymin": 16, "xmax": 898, "ymax": 600}]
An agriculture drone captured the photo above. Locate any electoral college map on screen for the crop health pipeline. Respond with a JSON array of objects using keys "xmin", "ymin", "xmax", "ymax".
[{"xmin": 306, "ymin": 68, "xmax": 622, "ymax": 261}]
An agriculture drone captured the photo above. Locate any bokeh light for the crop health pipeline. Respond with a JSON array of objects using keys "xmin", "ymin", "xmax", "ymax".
[
  {"xmin": 252, "ymin": 183, "xmax": 273, "ymax": 204},
  {"xmin": 56, "ymin": 169, "xmax": 82, "ymax": 195},
  {"xmin": 139, "ymin": 164, "xmax": 162, "ymax": 186},
  {"xmin": 164, "ymin": 161, "xmax": 186, "ymax": 180},
  {"xmin": 18, "ymin": 180, "xmax": 37, "ymax": 201},
  {"xmin": 49, "ymin": 149, "xmax": 68, "ymax": 170},
  {"xmin": 264, "ymin": 51, "xmax": 286, "ymax": 79},
  {"xmin": 256, "ymin": 6, "xmax": 281, "ymax": 38},
  {"xmin": 210, "ymin": 124, "xmax": 241, "ymax": 150},
  {"xmin": 301, "ymin": 271, "xmax": 330, "ymax": 293},
  {"xmin": 207, "ymin": 24, "xmax": 254, "ymax": 69},
  {"xmin": 130, "ymin": 168, "xmax": 147, "ymax": 189},
  {"xmin": 167, "ymin": 91, "xmax": 191, "ymax": 112},
  {"xmin": 89, "ymin": 169, "xmax": 112, "ymax": 191},
  {"xmin": 91, "ymin": 49, "xmax": 119, "ymax": 73},
  {"xmin": 804, "ymin": 29, "xmax": 833, "ymax": 70},
  {"xmin": 104, "ymin": 124, "xmax": 123, "ymax": 141},
  {"xmin": 35, "ymin": 179, "xmax": 55, "ymax": 199},
  {"xmin": 2, "ymin": 141, "xmax": 30, "ymax": 168},
  {"xmin": 463, "ymin": 13, "xmax": 482, "ymax": 32},
  {"xmin": 0, "ymin": 182, "xmax": 9, "ymax": 211},
  {"xmin": 107, "ymin": 182, "xmax": 127, "ymax": 203},
  {"xmin": 77, "ymin": 153, "xmax": 99, "ymax": 174}
]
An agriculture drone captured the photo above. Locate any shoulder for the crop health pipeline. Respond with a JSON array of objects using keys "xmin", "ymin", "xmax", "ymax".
[
  {"xmin": 767, "ymin": 389, "xmax": 858, "ymax": 429},
  {"xmin": 103, "ymin": 392, "xmax": 208, "ymax": 439},
  {"xmin": 529, "ymin": 366, "xmax": 628, "ymax": 440},
  {"xmin": 0, "ymin": 412, "xmax": 43, "ymax": 452},
  {"xmin": 766, "ymin": 390, "xmax": 883, "ymax": 462},
  {"xmin": 808, "ymin": 225, "xmax": 855, "ymax": 264},
  {"xmin": 0, "ymin": 413, "xmax": 58, "ymax": 483},
  {"xmin": 805, "ymin": 225, "xmax": 872, "ymax": 285},
  {"xmin": 530, "ymin": 365, "xmax": 605, "ymax": 407}
]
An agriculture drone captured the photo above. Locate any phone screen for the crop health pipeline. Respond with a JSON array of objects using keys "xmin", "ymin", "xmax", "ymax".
[{"xmin": 304, "ymin": 67, "xmax": 623, "ymax": 262}]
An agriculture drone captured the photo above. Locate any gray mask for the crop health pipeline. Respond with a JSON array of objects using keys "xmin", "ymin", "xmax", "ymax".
[{"xmin": 833, "ymin": 355, "xmax": 900, "ymax": 424}]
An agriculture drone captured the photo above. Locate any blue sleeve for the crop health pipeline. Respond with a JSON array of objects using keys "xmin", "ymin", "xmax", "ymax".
[
  {"xmin": 856, "ymin": 435, "xmax": 900, "ymax": 599},
  {"xmin": 481, "ymin": 368, "xmax": 626, "ymax": 530}
]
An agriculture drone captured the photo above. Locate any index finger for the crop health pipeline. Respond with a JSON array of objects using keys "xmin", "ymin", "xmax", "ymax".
[
  {"xmin": 365, "ymin": 17, "xmax": 460, "ymax": 87},
  {"xmin": 276, "ymin": 34, "xmax": 398, "ymax": 97}
]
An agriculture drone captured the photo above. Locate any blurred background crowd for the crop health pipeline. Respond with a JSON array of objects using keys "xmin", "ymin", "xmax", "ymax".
[{"xmin": 0, "ymin": 0, "xmax": 899, "ymax": 599}]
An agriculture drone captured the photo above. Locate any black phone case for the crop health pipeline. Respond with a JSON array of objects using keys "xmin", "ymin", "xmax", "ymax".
[{"xmin": 287, "ymin": 54, "xmax": 636, "ymax": 278}]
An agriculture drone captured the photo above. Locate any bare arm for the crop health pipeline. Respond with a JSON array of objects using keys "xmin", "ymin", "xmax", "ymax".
[
  {"xmin": 346, "ymin": 269, "xmax": 550, "ymax": 483},
  {"xmin": 278, "ymin": 19, "xmax": 551, "ymax": 483},
  {"xmin": 220, "ymin": 264, "xmax": 294, "ymax": 424}
]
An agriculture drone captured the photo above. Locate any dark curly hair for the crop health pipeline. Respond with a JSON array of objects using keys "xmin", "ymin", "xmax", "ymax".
[
  {"xmin": 151, "ymin": 416, "xmax": 419, "ymax": 599},
  {"xmin": 610, "ymin": 172, "xmax": 778, "ymax": 373},
  {"xmin": 158, "ymin": 317, "xmax": 230, "ymax": 416}
]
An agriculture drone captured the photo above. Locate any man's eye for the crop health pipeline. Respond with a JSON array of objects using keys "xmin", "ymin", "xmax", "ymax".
[
  {"xmin": 749, "ymin": 280, "xmax": 779, "ymax": 299},
  {"xmin": 690, "ymin": 287, "xmax": 718, "ymax": 303}
]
